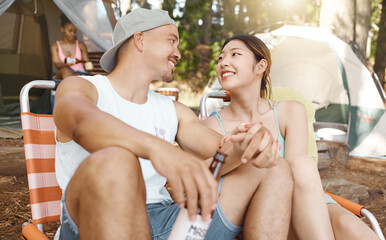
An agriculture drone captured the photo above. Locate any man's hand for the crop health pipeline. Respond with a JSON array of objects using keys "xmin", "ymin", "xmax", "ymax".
[
  {"xmin": 149, "ymin": 143, "xmax": 218, "ymax": 222},
  {"xmin": 223, "ymin": 122, "xmax": 280, "ymax": 168}
]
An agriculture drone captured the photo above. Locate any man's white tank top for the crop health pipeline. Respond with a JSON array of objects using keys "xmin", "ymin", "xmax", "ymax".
[{"xmin": 55, "ymin": 75, "xmax": 178, "ymax": 204}]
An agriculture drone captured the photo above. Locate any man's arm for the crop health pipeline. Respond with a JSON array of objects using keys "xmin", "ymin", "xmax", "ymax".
[
  {"xmin": 54, "ymin": 77, "xmax": 218, "ymax": 221},
  {"xmin": 173, "ymin": 101, "xmax": 279, "ymax": 176},
  {"xmin": 54, "ymin": 77, "xmax": 163, "ymax": 156}
]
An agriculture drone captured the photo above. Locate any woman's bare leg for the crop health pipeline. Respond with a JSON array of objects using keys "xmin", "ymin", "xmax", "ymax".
[
  {"xmin": 328, "ymin": 204, "xmax": 379, "ymax": 240},
  {"xmin": 288, "ymin": 155, "xmax": 334, "ymax": 240}
]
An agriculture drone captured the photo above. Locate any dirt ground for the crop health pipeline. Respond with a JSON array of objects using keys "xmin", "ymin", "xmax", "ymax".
[{"xmin": 0, "ymin": 138, "xmax": 385, "ymax": 239}]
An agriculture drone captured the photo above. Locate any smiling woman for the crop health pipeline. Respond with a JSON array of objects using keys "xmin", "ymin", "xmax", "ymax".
[{"xmin": 203, "ymin": 34, "xmax": 380, "ymax": 240}]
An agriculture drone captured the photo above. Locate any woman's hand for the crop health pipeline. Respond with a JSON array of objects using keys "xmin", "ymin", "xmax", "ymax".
[{"xmin": 226, "ymin": 122, "xmax": 280, "ymax": 168}]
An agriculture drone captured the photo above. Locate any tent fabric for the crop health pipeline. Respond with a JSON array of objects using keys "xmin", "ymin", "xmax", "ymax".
[
  {"xmin": 256, "ymin": 25, "xmax": 386, "ymax": 158},
  {"xmin": 349, "ymin": 107, "xmax": 386, "ymax": 157},
  {"xmin": 53, "ymin": 0, "xmax": 113, "ymax": 51},
  {"xmin": 0, "ymin": 1, "xmax": 51, "ymax": 79},
  {"xmin": 315, "ymin": 104, "xmax": 349, "ymax": 124},
  {"xmin": 350, "ymin": 113, "xmax": 386, "ymax": 157},
  {"xmin": 0, "ymin": 11, "xmax": 19, "ymax": 53},
  {"xmin": 0, "ymin": 0, "xmax": 14, "ymax": 16},
  {"xmin": 257, "ymin": 25, "xmax": 385, "ymax": 110},
  {"xmin": 0, "ymin": 0, "xmax": 113, "ymax": 116}
]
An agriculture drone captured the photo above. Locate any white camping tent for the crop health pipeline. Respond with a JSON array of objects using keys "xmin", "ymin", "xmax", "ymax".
[{"xmin": 256, "ymin": 25, "xmax": 386, "ymax": 158}]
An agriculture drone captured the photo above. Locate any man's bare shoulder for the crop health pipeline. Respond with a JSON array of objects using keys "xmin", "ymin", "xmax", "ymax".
[
  {"xmin": 58, "ymin": 76, "xmax": 93, "ymax": 89},
  {"xmin": 56, "ymin": 76, "xmax": 97, "ymax": 100}
]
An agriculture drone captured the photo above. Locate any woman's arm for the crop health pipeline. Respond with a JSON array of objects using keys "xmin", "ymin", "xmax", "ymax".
[
  {"xmin": 279, "ymin": 100, "xmax": 309, "ymax": 158},
  {"xmin": 50, "ymin": 42, "xmax": 69, "ymax": 70},
  {"xmin": 79, "ymin": 41, "xmax": 90, "ymax": 62}
]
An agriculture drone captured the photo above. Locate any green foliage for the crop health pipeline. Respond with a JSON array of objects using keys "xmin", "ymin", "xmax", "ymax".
[
  {"xmin": 207, "ymin": 40, "xmax": 223, "ymax": 79},
  {"xmin": 174, "ymin": 21, "xmax": 200, "ymax": 81},
  {"xmin": 172, "ymin": 0, "xmax": 213, "ymax": 82},
  {"xmin": 370, "ymin": 0, "xmax": 383, "ymax": 61},
  {"xmin": 305, "ymin": 1, "xmax": 320, "ymax": 23},
  {"xmin": 162, "ymin": 0, "xmax": 177, "ymax": 17}
]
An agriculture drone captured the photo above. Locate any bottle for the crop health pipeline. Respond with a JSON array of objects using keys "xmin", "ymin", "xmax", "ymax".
[
  {"xmin": 64, "ymin": 57, "xmax": 77, "ymax": 65},
  {"xmin": 168, "ymin": 151, "xmax": 226, "ymax": 240},
  {"xmin": 65, "ymin": 57, "xmax": 90, "ymax": 64}
]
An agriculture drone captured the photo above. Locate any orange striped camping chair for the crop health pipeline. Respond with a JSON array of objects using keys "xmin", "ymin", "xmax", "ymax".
[
  {"xmin": 200, "ymin": 90, "xmax": 385, "ymax": 240},
  {"xmin": 20, "ymin": 80, "xmax": 61, "ymax": 240}
]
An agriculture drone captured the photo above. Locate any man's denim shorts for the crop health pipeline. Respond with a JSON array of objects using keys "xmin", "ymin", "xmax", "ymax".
[{"xmin": 59, "ymin": 176, "xmax": 242, "ymax": 240}]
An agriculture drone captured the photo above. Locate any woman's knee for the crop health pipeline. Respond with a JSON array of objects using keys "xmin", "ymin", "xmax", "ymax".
[
  {"xmin": 287, "ymin": 155, "xmax": 320, "ymax": 186},
  {"xmin": 59, "ymin": 67, "xmax": 74, "ymax": 78}
]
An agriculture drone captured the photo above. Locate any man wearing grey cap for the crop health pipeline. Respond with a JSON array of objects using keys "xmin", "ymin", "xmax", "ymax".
[{"xmin": 53, "ymin": 7, "xmax": 293, "ymax": 240}]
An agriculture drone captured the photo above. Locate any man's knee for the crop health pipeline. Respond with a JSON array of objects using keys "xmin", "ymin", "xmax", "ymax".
[
  {"xmin": 65, "ymin": 147, "xmax": 146, "ymax": 228},
  {"xmin": 70, "ymin": 147, "xmax": 145, "ymax": 194},
  {"xmin": 266, "ymin": 158, "xmax": 294, "ymax": 190}
]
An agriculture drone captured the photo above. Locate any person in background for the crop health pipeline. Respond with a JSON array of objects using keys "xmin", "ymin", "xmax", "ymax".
[
  {"xmin": 202, "ymin": 34, "xmax": 379, "ymax": 240},
  {"xmin": 50, "ymin": 15, "xmax": 92, "ymax": 80}
]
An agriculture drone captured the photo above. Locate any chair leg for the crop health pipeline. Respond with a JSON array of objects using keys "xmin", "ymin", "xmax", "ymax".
[{"xmin": 361, "ymin": 209, "xmax": 385, "ymax": 240}]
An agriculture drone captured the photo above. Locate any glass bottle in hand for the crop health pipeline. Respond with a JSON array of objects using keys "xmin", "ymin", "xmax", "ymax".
[{"xmin": 168, "ymin": 151, "xmax": 226, "ymax": 240}]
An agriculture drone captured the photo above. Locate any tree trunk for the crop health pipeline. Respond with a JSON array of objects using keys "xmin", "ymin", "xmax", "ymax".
[
  {"xmin": 139, "ymin": 0, "xmax": 150, "ymax": 9},
  {"xmin": 374, "ymin": 0, "xmax": 386, "ymax": 88},
  {"xmin": 221, "ymin": 0, "xmax": 237, "ymax": 38},
  {"xmin": 320, "ymin": 0, "xmax": 371, "ymax": 63},
  {"xmin": 202, "ymin": 0, "xmax": 213, "ymax": 44},
  {"xmin": 162, "ymin": 0, "xmax": 177, "ymax": 17}
]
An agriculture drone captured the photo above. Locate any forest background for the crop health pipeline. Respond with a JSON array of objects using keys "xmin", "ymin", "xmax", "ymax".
[{"xmin": 110, "ymin": 0, "xmax": 385, "ymax": 105}]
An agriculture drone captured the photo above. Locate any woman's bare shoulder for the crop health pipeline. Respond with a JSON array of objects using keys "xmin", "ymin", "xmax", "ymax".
[
  {"xmin": 78, "ymin": 41, "xmax": 88, "ymax": 50},
  {"xmin": 50, "ymin": 41, "xmax": 58, "ymax": 49},
  {"xmin": 276, "ymin": 99, "xmax": 305, "ymax": 110},
  {"xmin": 276, "ymin": 100, "xmax": 307, "ymax": 122}
]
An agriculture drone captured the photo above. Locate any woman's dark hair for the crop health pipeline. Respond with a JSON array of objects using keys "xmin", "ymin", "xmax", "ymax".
[
  {"xmin": 222, "ymin": 35, "xmax": 272, "ymax": 99},
  {"xmin": 61, "ymin": 15, "xmax": 72, "ymax": 28}
]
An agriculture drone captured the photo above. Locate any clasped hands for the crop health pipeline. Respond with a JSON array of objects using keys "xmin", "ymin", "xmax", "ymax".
[{"xmin": 219, "ymin": 122, "xmax": 280, "ymax": 168}]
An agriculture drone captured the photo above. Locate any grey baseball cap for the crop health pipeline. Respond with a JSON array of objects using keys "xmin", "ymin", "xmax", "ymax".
[{"xmin": 100, "ymin": 8, "xmax": 176, "ymax": 73}]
